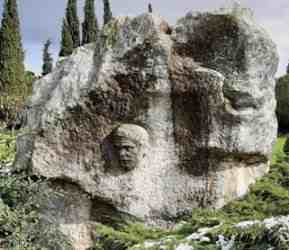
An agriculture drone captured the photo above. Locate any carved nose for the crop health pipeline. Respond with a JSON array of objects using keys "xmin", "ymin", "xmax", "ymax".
[{"xmin": 119, "ymin": 149, "xmax": 128, "ymax": 157}]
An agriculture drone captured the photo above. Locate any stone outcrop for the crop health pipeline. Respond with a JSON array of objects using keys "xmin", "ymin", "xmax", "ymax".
[{"xmin": 14, "ymin": 5, "xmax": 278, "ymax": 249}]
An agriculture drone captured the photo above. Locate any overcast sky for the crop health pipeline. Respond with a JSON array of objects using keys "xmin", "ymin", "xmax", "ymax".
[{"xmin": 0, "ymin": 0, "xmax": 288, "ymax": 76}]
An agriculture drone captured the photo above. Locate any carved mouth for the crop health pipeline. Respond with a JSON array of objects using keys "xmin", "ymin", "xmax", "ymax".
[{"xmin": 120, "ymin": 159, "xmax": 133, "ymax": 163}]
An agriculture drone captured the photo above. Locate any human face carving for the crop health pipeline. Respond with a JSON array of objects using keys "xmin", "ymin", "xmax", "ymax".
[
  {"xmin": 114, "ymin": 138, "xmax": 139, "ymax": 170},
  {"xmin": 112, "ymin": 124, "xmax": 149, "ymax": 171}
]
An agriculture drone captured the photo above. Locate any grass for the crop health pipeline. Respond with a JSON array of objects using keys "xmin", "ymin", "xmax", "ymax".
[{"xmin": 93, "ymin": 223, "xmax": 171, "ymax": 250}]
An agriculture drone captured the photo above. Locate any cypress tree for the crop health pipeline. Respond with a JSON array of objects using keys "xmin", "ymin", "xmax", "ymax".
[
  {"xmin": 59, "ymin": 18, "xmax": 74, "ymax": 57},
  {"xmin": 42, "ymin": 39, "xmax": 53, "ymax": 76},
  {"xmin": 66, "ymin": 0, "xmax": 80, "ymax": 48},
  {"xmin": 103, "ymin": 0, "xmax": 112, "ymax": 26},
  {"xmin": 82, "ymin": 0, "xmax": 99, "ymax": 45},
  {"xmin": 0, "ymin": 0, "xmax": 25, "ymax": 94},
  {"xmin": 148, "ymin": 3, "xmax": 153, "ymax": 13}
]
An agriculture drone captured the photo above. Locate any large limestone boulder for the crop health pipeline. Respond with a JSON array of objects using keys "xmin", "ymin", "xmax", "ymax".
[{"xmin": 15, "ymin": 5, "xmax": 278, "ymax": 249}]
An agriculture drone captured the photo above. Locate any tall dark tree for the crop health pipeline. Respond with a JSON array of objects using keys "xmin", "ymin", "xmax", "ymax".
[
  {"xmin": 65, "ymin": 0, "xmax": 80, "ymax": 48},
  {"xmin": 82, "ymin": 0, "xmax": 99, "ymax": 45},
  {"xmin": 103, "ymin": 0, "xmax": 112, "ymax": 26},
  {"xmin": 0, "ymin": 0, "xmax": 25, "ymax": 94},
  {"xmin": 59, "ymin": 18, "xmax": 74, "ymax": 57},
  {"xmin": 42, "ymin": 39, "xmax": 53, "ymax": 76},
  {"xmin": 148, "ymin": 3, "xmax": 153, "ymax": 13},
  {"xmin": 284, "ymin": 136, "xmax": 289, "ymax": 155}
]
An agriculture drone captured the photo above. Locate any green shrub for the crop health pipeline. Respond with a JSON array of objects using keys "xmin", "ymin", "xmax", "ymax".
[
  {"xmin": 272, "ymin": 135, "xmax": 287, "ymax": 164},
  {"xmin": 283, "ymin": 136, "xmax": 289, "ymax": 155},
  {"xmin": 94, "ymin": 223, "xmax": 169, "ymax": 250},
  {"xmin": 0, "ymin": 131, "xmax": 72, "ymax": 249},
  {"xmin": 0, "ymin": 131, "xmax": 16, "ymax": 164},
  {"xmin": 0, "ymin": 172, "xmax": 73, "ymax": 250},
  {"xmin": 276, "ymin": 74, "xmax": 289, "ymax": 130}
]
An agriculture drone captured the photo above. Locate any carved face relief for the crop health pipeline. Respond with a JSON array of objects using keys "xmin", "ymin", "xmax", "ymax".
[
  {"xmin": 112, "ymin": 124, "xmax": 149, "ymax": 171},
  {"xmin": 114, "ymin": 138, "xmax": 139, "ymax": 170}
]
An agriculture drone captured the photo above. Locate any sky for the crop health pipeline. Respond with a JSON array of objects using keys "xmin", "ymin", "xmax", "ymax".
[{"xmin": 0, "ymin": 0, "xmax": 288, "ymax": 76}]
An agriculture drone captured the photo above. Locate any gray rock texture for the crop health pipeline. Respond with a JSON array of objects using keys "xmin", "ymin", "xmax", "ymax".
[{"xmin": 14, "ymin": 5, "xmax": 278, "ymax": 249}]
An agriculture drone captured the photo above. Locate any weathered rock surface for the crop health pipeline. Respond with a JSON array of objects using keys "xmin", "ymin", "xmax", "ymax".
[{"xmin": 14, "ymin": 5, "xmax": 278, "ymax": 249}]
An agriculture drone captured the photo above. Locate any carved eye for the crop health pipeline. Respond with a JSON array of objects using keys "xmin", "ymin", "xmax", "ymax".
[{"xmin": 123, "ymin": 145, "xmax": 134, "ymax": 151}]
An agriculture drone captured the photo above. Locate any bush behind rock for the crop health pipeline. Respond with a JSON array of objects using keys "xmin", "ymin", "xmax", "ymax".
[{"xmin": 276, "ymin": 74, "xmax": 289, "ymax": 130}]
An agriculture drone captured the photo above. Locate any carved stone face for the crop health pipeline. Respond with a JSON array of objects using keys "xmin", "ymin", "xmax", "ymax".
[
  {"xmin": 112, "ymin": 124, "xmax": 149, "ymax": 171},
  {"xmin": 114, "ymin": 138, "xmax": 139, "ymax": 170}
]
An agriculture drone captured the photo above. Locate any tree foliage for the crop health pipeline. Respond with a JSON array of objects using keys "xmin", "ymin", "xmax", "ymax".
[
  {"xmin": 103, "ymin": 0, "xmax": 113, "ymax": 26},
  {"xmin": 148, "ymin": 3, "xmax": 153, "ymax": 13},
  {"xmin": 0, "ymin": 0, "xmax": 32, "ymax": 127},
  {"xmin": 283, "ymin": 136, "xmax": 289, "ymax": 155},
  {"xmin": 0, "ymin": 0, "xmax": 25, "ymax": 96},
  {"xmin": 276, "ymin": 74, "xmax": 289, "ymax": 130},
  {"xmin": 59, "ymin": 0, "xmax": 80, "ymax": 56},
  {"xmin": 82, "ymin": 0, "xmax": 99, "ymax": 45},
  {"xmin": 66, "ymin": 0, "xmax": 80, "ymax": 48},
  {"xmin": 59, "ymin": 18, "xmax": 74, "ymax": 57},
  {"xmin": 42, "ymin": 39, "xmax": 53, "ymax": 76}
]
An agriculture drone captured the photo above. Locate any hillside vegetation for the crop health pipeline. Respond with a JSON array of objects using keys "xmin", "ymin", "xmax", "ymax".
[{"xmin": 0, "ymin": 131, "xmax": 72, "ymax": 250}]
